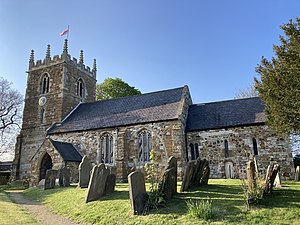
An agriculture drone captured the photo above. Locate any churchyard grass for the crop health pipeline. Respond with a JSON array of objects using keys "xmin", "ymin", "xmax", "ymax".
[
  {"xmin": 22, "ymin": 179, "xmax": 300, "ymax": 225},
  {"xmin": 0, "ymin": 190, "xmax": 39, "ymax": 225}
]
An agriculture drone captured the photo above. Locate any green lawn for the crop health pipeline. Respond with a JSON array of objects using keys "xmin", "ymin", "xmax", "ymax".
[
  {"xmin": 0, "ymin": 191, "xmax": 39, "ymax": 225},
  {"xmin": 21, "ymin": 179, "xmax": 300, "ymax": 225}
]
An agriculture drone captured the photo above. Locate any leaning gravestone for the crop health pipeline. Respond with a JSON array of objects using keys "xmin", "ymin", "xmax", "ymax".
[
  {"xmin": 264, "ymin": 163, "xmax": 280, "ymax": 195},
  {"xmin": 247, "ymin": 160, "xmax": 257, "ymax": 190},
  {"xmin": 295, "ymin": 166, "xmax": 300, "ymax": 182},
  {"xmin": 44, "ymin": 169, "xmax": 58, "ymax": 190},
  {"xmin": 274, "ymin": 172, "xmax": 282, "ymax": 187},
  {"xmin": 58, "ymin": 167, "xmax": 70, "ymax": 187},
  {"xmin": 181, "ymin": 161, "xmax": 196, "ymax": 192},
  {"xmin": 79, "ymin": 156, "xmax": 92, "ymax": 188},
  {"xmin": 128, "ymin": 171, "xmax": 148, "ymax": 215},
  {"xmin": 166, "ymin": 156, "xmax": 178, "ymax": 194},
  {"xmin": 105, "ymin": 173, "xmax": 116, "ymax": 194},
  {"xmin": 200, "ymin": 162, "xmax": 210, "ymax": 185},
  {"xmin": 86, "ymin": 164, "xmax": 109, "ymax": 203},
  {"xmin": 160, "ymin": 167, "xmax": 176, "ymax": 202}
]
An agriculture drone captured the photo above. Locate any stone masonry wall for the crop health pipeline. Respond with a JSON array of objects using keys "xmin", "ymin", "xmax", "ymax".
[{"xmin": 187, "ymin": 125, "xmax": 294, "ymax": 180}]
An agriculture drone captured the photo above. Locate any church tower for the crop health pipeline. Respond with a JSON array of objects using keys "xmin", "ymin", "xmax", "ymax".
[{"xmin": 11, "ymin": 40, "xmax": 97, "ymax": 181}]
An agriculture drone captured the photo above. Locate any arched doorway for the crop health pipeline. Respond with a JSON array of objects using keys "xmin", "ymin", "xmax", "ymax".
[
  {"xmin": 224, "ymin": 161, "xmax": 234, "ymax": 179},
  {"xmin": 39, "ymin": 153, "xmax": 52, "ymax": 181}
]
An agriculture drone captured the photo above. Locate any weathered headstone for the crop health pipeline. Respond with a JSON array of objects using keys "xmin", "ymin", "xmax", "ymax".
[
  {"xmin": 86, "ymin": 164, "xmax": 109, "ymax": 203},
  {"xmin": 79, "ymin": 156, "xmax": 92, "ymax": 188},
  {"xmin": 295, "ymin": 166, "xmax": 300, "ymax": 182},
  {"xmin": 58, "ymin": 167, "xmax": 70, "ymax": 187},
  {"xmin": 247, "ymin": 160, "xmax": 257, "ymax": 190},
  {"xmin": 274, "ymin": 172, "xmax": 282, "ymax": 187},
  {"xmin": 128, "ymin": 171, "xmax": 148, "ymax": 215},
  {"xmin": 200, "ymin": 163, "xmax": 210, "ymax": 185},
  {"xmin": 44, "ymin": 169, "xmax": 58, "ymax": 190},
  {"xmin": 180, "ymin": 160, "xmax": 195, "ymax": 192},
  {"xmin": 193, "ymin": 158, "xmax": 210, "ymax": 187},
  {"xmin": 160, "ymin": 167, "xmax": 176, "ymax": 202},
  {"xmin": 105, "ymin": 173, "xmax": 116, "ymax": 194},
  {"xmin": 166, "ymin": 156, "xmax": 177, "ymax": 194},
  {"xmin": 264, "ymin": 163, "xmax": 280, "ymax": 195}
]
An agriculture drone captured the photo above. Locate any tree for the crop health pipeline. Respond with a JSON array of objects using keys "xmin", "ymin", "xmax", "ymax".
[
  {"xmin": 235, "ymin": 81, "xmax": 259, "ymax": 99},
  {"xmin": 0, "ymin": 77, "xmax": 23, "ymax": 157},
  {"xmin": 255, "ymin": 18, "xmax": 300, "ymax": 136},
  {"xmin": 96, "ymin": 77, "xmax": 141, "ymax": 100}
]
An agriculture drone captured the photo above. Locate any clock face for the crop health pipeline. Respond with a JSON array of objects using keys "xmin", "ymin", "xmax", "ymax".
[{"xmin": 39, "ymin": 96, "xmax": 47, "ymax": 106}]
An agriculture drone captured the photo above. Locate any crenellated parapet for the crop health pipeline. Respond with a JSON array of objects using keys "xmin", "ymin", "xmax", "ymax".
[{"xmin": 28, "ymin": 39, "xmax": 97, "ymax": 78}]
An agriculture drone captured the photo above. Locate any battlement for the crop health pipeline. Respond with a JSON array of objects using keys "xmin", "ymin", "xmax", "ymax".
[{"xmin": 28, "ymin": 40, "xmax": 97, "ymax": 78}]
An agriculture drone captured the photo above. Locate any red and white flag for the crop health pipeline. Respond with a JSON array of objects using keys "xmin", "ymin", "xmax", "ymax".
[{"xmin": 60, "ymin": 28, "xmax": 69, "ymax": 36}]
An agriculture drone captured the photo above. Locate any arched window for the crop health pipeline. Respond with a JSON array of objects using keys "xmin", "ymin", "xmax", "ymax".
[
  {"xmin": 41, "ymin": 108, "xmax": 46, "ymax": 124},
  {"xmin": 190, "ymin": 143, "xmax": 195, "ymax": 160},
  {"xmin": 195, "ymin": 143, "xmax": 199, "ymax": 159},
  {"xmin": 138, "ymin": 130, "xmax": 152, "ymax": 162},
  {"xmin": 253, "ymin": 138, "xmax": 258, "ymax": 156},
  {"xmin": 77, "ymin": 78, "xmax": 84, "ymax": 98},
  {"xmin": 101, "ymin": 134, "xmax": 113, "ymax": 164},
  {"xmin": 41, "ymin": 74, "xmax": 49, "ymax": 94},
  {"xmin": 224, "ymin": 140, "xmax": 229, "ymax": 158}
]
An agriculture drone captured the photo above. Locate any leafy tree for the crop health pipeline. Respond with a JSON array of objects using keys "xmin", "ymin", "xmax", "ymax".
[
  {"xmin": 0, "ymin": 77, "xmax": 23, "ymax": 157},
  {"xmin": 96, "ymin": 77, "xmax": 141, "ymax": 100},
  {"xmin": 255, "ymin": 18, "xmax": 300, "ymax": 136}
]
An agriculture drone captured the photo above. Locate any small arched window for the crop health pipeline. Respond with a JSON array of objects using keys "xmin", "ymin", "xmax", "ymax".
[
  {"xmin": 224, "ymin": 140, "xmax": 229, "ymax": 158},
  {"xmin": 190, "ymin": 143, "xmax": 195, "ymax": 160},
  {"xmin": 77, "ymin": 78, "xmax": 84, "ymax": 98},
  {"xmin": 41, "ymin": 108, "xmax": 46, "ymax": 124},
  {"xmin": 101, "ymin": 134, "xmax": 113, "ymax": 164},
  {"xmin": 253, "ymin": 138, "xmax": 258, "ymax": 156},
  {"xmin": 41, "ymin": 74, "xmax": 49, "ymax": 94},
  {"xmin": 138, "ymin": 130, "xmax": 152, "ymax": 162},
  {"xmin": 195, "ymin": 143, "xmax": 199, "ymax": 159}
]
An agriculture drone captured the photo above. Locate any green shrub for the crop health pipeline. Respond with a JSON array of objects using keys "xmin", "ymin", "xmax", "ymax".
[{"xmin": 186, "ymin": 198, "xmax": 213, "ymax": 220}]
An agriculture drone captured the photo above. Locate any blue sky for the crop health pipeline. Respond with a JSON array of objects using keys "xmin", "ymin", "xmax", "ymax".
[{"xmin": 1, "ymin": 1, "xmax": 299, "ymax": 104}]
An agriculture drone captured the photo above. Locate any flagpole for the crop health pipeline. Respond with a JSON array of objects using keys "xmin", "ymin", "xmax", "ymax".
[{"xmin": 67, "ymin": 25, "xmax": 70, "ymax": 41}]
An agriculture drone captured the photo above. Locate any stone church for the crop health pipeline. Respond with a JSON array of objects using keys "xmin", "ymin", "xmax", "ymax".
[{"xmin": 11, "ymin": 40, "xmax": 294, "ymax": 186}]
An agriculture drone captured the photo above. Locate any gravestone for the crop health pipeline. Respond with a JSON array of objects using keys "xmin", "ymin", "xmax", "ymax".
[
  {"xmin": 295, "ymin": 166, "xmax": 300, "ymax": 181},
  {"xmin": 128, "ymin": 171, "xmax": 148, "ymax": 215},
  {"xmin": 160, "ymin": 167, "xmax": 176, "ymax": 202},
  {"xmin": 105, "ymin": 174, "xmax": 116, "ymax": 194},
  {"xmin": 79, "ymin": 156, "xmax": 92, "ymax": 188},
  {"xmin": 166, "ymin": 156, "xmax": 177, "ymax": 194},
  {"xmin": 247, "ymin": 160, "xmax": 257, "ymax": 190},
  {"xmin": 264, "ymin": 163, "xmax": 280, "ymax": 195},
  {"xmin": 86, "ymin": 164, "xmax": 109, "ymax": 203},
  {"xmin": 274, "ymin": 173, "xmax": 282, "ymax": 187},
  {"xmin": 44, "ymin": 169, "xmax": 58, "ymax": 190},
  {"xmin": 58, "ymin": 167, "xmax": 70, "ymax": 187},
  {"xmin": 200, "ymin": 162, "xmax": 210, "ymax": 185},
  {"xmin": 181, "ymin": 161, "xmax": 196, "ymax": 192}
]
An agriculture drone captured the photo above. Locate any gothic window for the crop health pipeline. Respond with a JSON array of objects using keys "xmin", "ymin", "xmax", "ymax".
[
  {"xmin": 41, "ymin": 108, "xmax": 45, "ymax": 124},
  {"xmin": 253, "ymin": 138, "xmax": 258, "ymax": 156},
  {"xmin": 190, "ymin": 143, "xmax": 195, "ymax": 160},
  {"xmin": 76, "ymin": 78, "xmax": 84, "ymax": 98},
  {"xmin": 138, "ymin": 130, "xmax": 152, "ymax": 162},
  {"xmin": 101, "ymin": 134, "xmax": 113, "ymax": 164},
  {"xmin": 224, "ymin": 140, "xmax": 229, "ymax": 158},
  {"xmin": 195, "ymin": 143, "xmax": 200, "ymax": 159},
  {"xmin": 41, "ymin": 74, "xmax": 49, "ymax": 94}
]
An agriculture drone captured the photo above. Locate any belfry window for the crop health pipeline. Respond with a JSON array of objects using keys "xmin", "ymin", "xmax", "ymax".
[
  {"xmin": 41, "ymin": 74, "xmax": 49, "ymax": 94},
  {"xmin": 101, "ymin": 134, "xmax": 113, "ymax": 164},
  {"xmin": 253, "ymin": 138, "xmax": 258, "ymax": 156},
  {"xmin": 77, "ymin": 78, "xmax": 84, "ymax": 97},
  {"xmin": 224, "ymin": 140, "xmax": 229, "ymax": 158},
  {"xmin": 138, "ymin": 130, "xmax": 152, "ymax": 162}
]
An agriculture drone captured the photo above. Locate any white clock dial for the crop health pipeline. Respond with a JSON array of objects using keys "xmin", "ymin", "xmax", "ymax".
[{"xmin": 39, "ymin": 96, "xmax": 47, "ymax": 106}]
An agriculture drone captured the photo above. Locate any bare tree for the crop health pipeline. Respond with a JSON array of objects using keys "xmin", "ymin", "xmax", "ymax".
[
  {"xmin": 0, "ymin": 77, "xmax": 23, "ymax": 158},
  {"xmin": 234, "ymin": 81, "xmax": 259, "ymax": 99}
]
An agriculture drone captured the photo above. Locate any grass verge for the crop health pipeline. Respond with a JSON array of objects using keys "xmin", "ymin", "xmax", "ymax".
[{"xmin": 22, "ymin": 179, "xmax": 300, "ymax": 225}]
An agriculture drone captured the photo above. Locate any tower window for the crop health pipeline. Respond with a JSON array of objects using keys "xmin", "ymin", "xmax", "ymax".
[
  {"xmin": 41, "ymin": 108, "xmax": 46, "ymax": 124},
  {"xmin": 224, "ymin": 140, "xmax": 229, "ymax": 158},
  {"xmin": 195, "ymin": 143, "xmax": 200, "ymax": 159},
  {"xmin": 190, "ymin": 143, "xmax": 195, "ymax": 160},
  {"xmin": 41, "ymin": 74, "xmax": 49, "ymax": 94},
  {"xmin": 253, "ymin": 138, "xmax": 258, "ymax": 156},
  {"xmin": 138, "ymin": 130, "xmax": 152, "ymax": 162},
  {"xmin": 101, "ymin": 134, "xmax": 113, "ymax": 164},
  {"xmin": 77, "ymin": 78, "xmax": 84, "ymax": 98}
]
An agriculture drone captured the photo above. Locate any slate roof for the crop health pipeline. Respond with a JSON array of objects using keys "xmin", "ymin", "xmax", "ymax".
[
  {"xmin": 186, "ymin": 97, "xmax": 266, "ymax": 131},
  {"xmin": 50, "ymin": 140, "xmax": 83, "ymax": 162},
  {"xmin": 47, "ymin": 87, "xmax": 185, "ymax": 134}
]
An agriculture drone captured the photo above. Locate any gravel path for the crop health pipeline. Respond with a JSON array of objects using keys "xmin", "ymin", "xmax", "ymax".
[{"xmin": 6, "ymin": 190, "xmax": 81, "ymax": 225}]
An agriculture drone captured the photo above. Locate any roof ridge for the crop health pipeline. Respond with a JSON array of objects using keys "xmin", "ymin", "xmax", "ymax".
[{"xmin": 192, "ymin": 96, "xmax": 261, "ymax": 106}]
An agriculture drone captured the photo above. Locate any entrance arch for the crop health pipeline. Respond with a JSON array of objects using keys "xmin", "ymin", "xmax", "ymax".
[
  {"xmin": 224, "ymin": 161, "xmax": 234, "ymax": 179},
  {"xmin": 39, "ymin": 153, "xmax": 52, "ymax": 181}
]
